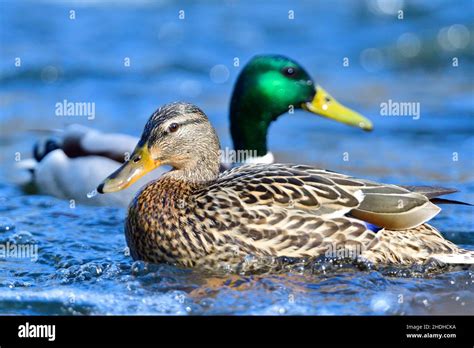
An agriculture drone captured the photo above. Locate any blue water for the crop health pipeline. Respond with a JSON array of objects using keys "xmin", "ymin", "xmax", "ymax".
[{"xmin": 0, "ymin": 0, "xmax": 473, "ymax": 315}]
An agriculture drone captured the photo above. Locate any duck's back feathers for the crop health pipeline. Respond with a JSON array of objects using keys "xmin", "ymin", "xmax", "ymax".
[
  {"xmin": 185, "ymin": 163, "xmax": 472, "ymax": 266},
  {"xmin": 203, "ymin": 164, "xmax": 363, "ymax": 215},
  {"xmin": 61, "ymin": 124, "xmax": 138, "ymax": 163},
  {"xmin": 125, "ymin": 163, "xmax": 474, "ymax": 268},
  {"xmin": 199, "ymin": 163, "xmax": 442, "ymax": 230}
]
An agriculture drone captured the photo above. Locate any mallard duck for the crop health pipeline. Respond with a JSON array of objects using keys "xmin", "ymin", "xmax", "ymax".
[
  {"xmin": 97, "ymin": 102, "xmax": 473, "ymax": 271},
  {"xmin": 18, "ymin": 124, "xmax": 166, "ymax": 206},
  {"xmin": 20, "ymin": 55, "xmax": 372, "ymax": 206}
]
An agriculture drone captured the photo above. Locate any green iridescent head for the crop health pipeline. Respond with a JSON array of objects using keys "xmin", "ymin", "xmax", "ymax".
[{"xmin": 230, "ymin": 55, "xmax": 372, "ymax": 158}]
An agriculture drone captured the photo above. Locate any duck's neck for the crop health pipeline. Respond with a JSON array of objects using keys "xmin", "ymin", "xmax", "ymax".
[
  {"xmin": 166, "ymin": 150, "xmax": 221, "ymax": 186},
  {"xmin": 230, "ymin": 92, "xmax": 278, "ymax": 161},
  {"xmin": 166, "ymin": 167, "xmax": 219, "ymax": 186}
]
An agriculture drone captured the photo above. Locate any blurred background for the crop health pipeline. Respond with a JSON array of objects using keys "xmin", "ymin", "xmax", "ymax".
[
  {"xmin": 1, "ymin": 0, "xmax": 473, "ymax": 179},
  {"xmin": 0, "ymin": 0, "xmax": 473, "ymax": 315}
]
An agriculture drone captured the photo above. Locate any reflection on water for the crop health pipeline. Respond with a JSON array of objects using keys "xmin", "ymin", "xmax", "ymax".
[{"xmin": 0, "ymin": 0, "xmax": 473, "ymax": 315}]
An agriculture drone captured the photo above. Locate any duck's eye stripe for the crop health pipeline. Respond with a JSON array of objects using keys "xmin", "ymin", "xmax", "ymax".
[{"xmin": 171, "ymin": 118, "xmax": 206, "ymax": 128}]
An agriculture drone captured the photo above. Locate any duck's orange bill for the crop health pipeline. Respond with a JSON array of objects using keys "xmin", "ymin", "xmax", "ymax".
[{"xmin": 97, "ymin": 143, "xmax": 159, "ymax": 194}]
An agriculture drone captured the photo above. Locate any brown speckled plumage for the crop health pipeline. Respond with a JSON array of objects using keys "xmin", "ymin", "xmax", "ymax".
[
  {"xmin": 125, "ymin": 164, "xmax": 473, "ymax": 271},
  {"xmin": 102, "ymin": 102, "xmax": 473, "ymax": 272}
]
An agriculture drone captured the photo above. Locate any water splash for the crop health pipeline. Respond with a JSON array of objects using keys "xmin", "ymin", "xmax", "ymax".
[{"xmin": 86, "ymin": 189, "xmax": 98, "ymax": 199}]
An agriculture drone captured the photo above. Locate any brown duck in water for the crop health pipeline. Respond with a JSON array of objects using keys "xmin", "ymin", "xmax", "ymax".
[{"xmin": 97, "ymin": 102, "xmax": 473, "ymax": 272}]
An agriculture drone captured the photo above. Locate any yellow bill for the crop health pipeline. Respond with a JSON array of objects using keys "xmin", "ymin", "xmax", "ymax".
[
  {"xmin": 302, "ymin": 85, "xmax": 373, "ymax": 131},
  {"xmin": 97, "ymin": 143, "xmax": 159, "ymax": 194}
]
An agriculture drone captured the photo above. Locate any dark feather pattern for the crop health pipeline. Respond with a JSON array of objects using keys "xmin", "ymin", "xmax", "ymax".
[
  {"xmin": 125, "ymin": 163, "xmax": 474, "ymax": 271},
  {"xmin": 121, "ymin": 102, "xmax": 474, "ymax": 272}
]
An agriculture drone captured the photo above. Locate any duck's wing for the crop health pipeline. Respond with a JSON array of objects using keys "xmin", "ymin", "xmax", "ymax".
[
  {"xmin": 207, "ymin": 164, "xmax": 362, "ymax": 216},
  {"xmin": 400, "ymin": 185, "xmax": 472, "ymax": 206},
  {"xmin": 193, "ymin": 164, "xmax": 373, "ymax": 258},
  {"xmin": 400, "ymin": 185, "xmax": 458, "ymax": 199},
  {"xmin": 31, "ymin": 124, "xmax": 139, "ymax": 163},
  {"xmin": 193, "ymin": 164, "xmax": 472, "ymax": 264},
  {"xmin": 199, "ymin": 163, "xmax": 440, "ymax": 230},
  {"xmin": 61, "ymin": 124, "xmax": 138, "ymax": 163},
  {"xmin": 348, "ymin": 185, "xmax": 440, "ymax": 230}
]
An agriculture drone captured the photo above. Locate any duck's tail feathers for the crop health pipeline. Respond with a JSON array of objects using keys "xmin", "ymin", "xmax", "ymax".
[
  {"xmin": 401, "ymin": 185, "xmax": 472, "ymax": 206},
  {"xmin": 15, "ymin": 158, "xmax": 37, "ymax": 172},
  {"xmin": 33, "ymin": 138, "xmax": 61, "ymax": 162},
  {"xmin": 26, "ymin": 128, "xmax": 64, "ymax": 135},
  {"xmin": 401, "ymin": 185, "xmax": 458, "ymax": 198},
  {"xmin": 430, "ymin": 250, "xmax": 474, "ymax": 265},
  {"xmin": 362, "ymin": 223, "xmax": 474, "ymax": 266},
  {"xmin": 430, "ymin": 198, "xmax": 473, "ymax": 206}
]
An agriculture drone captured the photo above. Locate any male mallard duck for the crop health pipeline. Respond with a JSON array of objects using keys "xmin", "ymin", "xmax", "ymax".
[
  {"xmin": 20, "ymin": 55, "xmax": 372, "ymax": 207},
  {"xmin": 97, "ymin": 102, "xmax": 473, "ymax": 271}
]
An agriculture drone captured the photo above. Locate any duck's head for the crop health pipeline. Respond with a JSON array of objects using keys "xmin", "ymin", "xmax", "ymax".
[
  {"xmin": 97, "ymin": 102, "xmax": 220, "ymax": 193},
  {"xmin": 230, "ymin": 55, "xmax": 372, "ymax": 159}
]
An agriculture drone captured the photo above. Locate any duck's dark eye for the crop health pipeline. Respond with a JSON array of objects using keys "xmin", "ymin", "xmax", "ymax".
[
  {"xmin": 133, "ymin": 155, "xmax": 141, "ymax": 163},
  {"xmin": 282, "ymin": 66, "xmax": 297, "ymax": 78},
  {"xmin": 169, "ymin": 123, "xmax": 179, "ymax": 132}
]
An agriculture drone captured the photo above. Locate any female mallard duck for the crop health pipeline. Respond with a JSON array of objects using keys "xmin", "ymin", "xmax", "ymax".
[
  {"xmin": 20, "ymin": 55, "xmax": 372, "ymax": 206},
  {"xmin": 97, "ymin": 102, "xmax": 473, "ymax": 271},
  {"xmin": 18, "ymin": 124, "xmax": 165, "ymax": 206}
]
